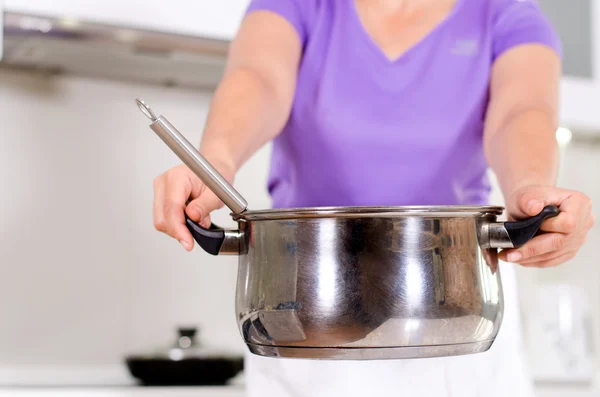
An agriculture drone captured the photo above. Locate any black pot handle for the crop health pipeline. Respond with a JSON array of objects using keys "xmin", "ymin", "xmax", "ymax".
[
  {"xmin": 184, "ymin": 214, "xmax": 225, "ymax": 256},
  {"xmin": 504, "ymin": 205, "xmax": 560, "ymax": 248}
]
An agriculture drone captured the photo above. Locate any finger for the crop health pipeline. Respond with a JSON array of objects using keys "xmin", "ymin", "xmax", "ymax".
[
  {"xmin": 153, "ymin": 176, "xmax": 167, "ymax": 232},
  {"xmin": 519, "ymin": 250, "xmax": 578, "ymax": 268},
  {"xmin": 186, "ymin": 186, "xmax": 224, "ymax": 225},
  {"xmin": 499, "ymin": 232, "xmax": 568, "ymax": 263},
  {"xmin": 164, "ymin": 200, "xmax": 195, "ymax": 251},
  {"xmin": 154, "ymin": 176, "xmax": 194, "ymax": 251},
  {"xmin": 200, "ymin": 214, "xmax": 212, "ymax": 229},
  {"xmin": 540, "ymin": 192, "xmax": 592, "ymax": 233},
  {"xmin": 517, "ymin": 247, "xmax": 572, "ymax": 265},
  {"xmin": 162, "ymin": 176, "xmax": 195, "ymax": 251},
  {"xmin": 516, "ymin": 235, "xmax": 585, "ymax": 264},
  {"xmin": 509, "ymin": 186, "xmax": 570, "ymax": 219},
  {"xmin": 519, "ymin": 232, "xmax": 587, "ymax": 265},
  {"xmin": 539, "ymin": 212, "xmax": 577, "ymax": 234}
]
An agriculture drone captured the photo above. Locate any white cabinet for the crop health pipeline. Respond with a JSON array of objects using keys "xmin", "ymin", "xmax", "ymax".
[
  {"xmin": 560, "ymin": 79, "xmax": 600, "ymax": 133},
  {"xmin": 540, "ymin": 0, "xmax": 600, "ymax": 132},
  {"xmin": 4, "ymin": 0, "xmax": 251, "ymax": 39}
]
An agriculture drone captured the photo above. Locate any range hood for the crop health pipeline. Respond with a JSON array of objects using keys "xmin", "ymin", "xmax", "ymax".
[{"xmin": 0, "ymin": 11, "xmax": 229, "ymax": 89}]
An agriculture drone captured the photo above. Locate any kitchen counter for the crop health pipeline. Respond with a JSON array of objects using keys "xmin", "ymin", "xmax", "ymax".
[
  {"xmin": 0, "ymin": 365, "xmax": 246, "ymax": 396},
  {"xmin": 3, "ymin": 384, "xmax": 600, "ymax": 397},
  {"xmin": 0, "ymin": 386, "xmax": 245, "ymax": 397}
]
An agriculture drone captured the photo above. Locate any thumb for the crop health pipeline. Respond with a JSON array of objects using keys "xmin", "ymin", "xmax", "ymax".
[
  {"xmin": 508, "ymin": 185, "xmax": 570, "ymax": 220},
  {"xmin": 185, "ymin": 191, "xmax": 224, "ymax": 228},
  {"xmin": 508, "ymin": 186, "xmax": 550, "ymax": 220}
]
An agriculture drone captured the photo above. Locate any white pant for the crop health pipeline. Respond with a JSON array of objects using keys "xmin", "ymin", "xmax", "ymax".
[{"xmin": 244, "ymin": 263, "xmax": 535, "ymax": 397}]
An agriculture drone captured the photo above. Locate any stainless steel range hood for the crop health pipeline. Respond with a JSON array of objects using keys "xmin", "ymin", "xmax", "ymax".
[{"xmin": 1, "ymin": 11, "xmax": 229, "ymax": 89}]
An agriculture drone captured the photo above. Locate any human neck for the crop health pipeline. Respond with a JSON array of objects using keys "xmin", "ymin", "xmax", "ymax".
[{"xmin": 372, "ymin": 0, "xmax": 453, "ymax": 12}]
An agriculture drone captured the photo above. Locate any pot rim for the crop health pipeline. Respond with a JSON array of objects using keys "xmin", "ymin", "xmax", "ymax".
[{"xmin": 232, "ymin": 205, "xmax": 505, "ymax": 221}]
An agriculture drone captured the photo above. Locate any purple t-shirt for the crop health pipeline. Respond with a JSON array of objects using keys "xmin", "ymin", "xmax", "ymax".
[{"xmin": 246, "ymin": 0, "xmax": 561, "ymax": 208}]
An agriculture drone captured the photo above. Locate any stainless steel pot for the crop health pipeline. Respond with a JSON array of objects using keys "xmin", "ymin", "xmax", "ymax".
[{"xmin": 136, "ymin": 99, "xmax": 559, "ymax": 360}]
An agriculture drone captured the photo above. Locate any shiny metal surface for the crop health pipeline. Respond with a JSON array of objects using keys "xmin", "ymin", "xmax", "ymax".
[
  {"xmin": 137, "ymin": 99, "xmax": 248, "ymax": 214},
  {"xmin": 3, "ymin": 12, "xmax": 229, "ymax": 90},
  {"xmin": 136, "ymin": 99, "xmax": 158, "ymax": 122},
  {"xmin": 234, "ymin": 215, "xmax": 504, "ymax": 359},
  {"xmin": 482, "ymin": 222, "xmax": 515, "ymax": 249},
  {"xmin": 220, "ymin": 230, "xmax": 245, "ymax": 255},
  {"xmin": 247, "ymin": 340, "xmax": 495, "ymax": 360},
  {"xmin": 234, "ymin": 205, "xmax": 504, "ymax": 221}
]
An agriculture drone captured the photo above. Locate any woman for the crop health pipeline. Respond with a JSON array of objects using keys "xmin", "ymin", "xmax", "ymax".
[{"xmin": 153, "ymin": 0, "xmax": 595, "ymax": 395}]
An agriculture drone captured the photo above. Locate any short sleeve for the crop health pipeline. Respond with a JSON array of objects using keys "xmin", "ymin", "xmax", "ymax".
[
  {"xmin": 245, "ymin": 0, "xmax": 309, "ymax": 45},
  {"xmin": 492, "ymin": 0, "xmax": 562, "ymax": 61}
]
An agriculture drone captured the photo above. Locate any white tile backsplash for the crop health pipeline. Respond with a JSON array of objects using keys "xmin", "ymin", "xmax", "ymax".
[{"xmin": 0, "ymin": 69, "xmax": 271, "ymax": 370}]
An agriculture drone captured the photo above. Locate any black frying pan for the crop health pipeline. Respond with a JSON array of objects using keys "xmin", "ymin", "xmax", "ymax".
[{"xmin": 125, "ymin": 328, "xmax": 244, "ymax": 386}]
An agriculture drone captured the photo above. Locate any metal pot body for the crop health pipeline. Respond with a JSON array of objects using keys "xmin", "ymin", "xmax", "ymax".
[
  {"xmin": 234, "ymin": 212, "xmax": 503, "ymax": 360},
  {"xmin": 138, "ymin": 102, "xmax": 559, "ymax": 360}
]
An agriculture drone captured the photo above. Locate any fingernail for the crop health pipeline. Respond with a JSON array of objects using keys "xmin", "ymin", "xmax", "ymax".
[
  {"xmin": 507, "ymin": 252, "xmax": 522, "ymax": 263},
  {"xmin": 180, "ymin": 240, "xmax": 191, "ymax": 250},
  {"xmin": 527, "ymin": 200, "xmax": 543, "ymax": 213}
]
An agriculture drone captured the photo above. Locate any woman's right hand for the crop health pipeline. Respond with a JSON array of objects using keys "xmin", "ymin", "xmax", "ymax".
[
  {"xmin": 153, "ymin": 162, "xmax": 234, "ymax": 251},
  {"xmin": 152, "ymin": 5, "xmax": 302, "ymax": 252}
]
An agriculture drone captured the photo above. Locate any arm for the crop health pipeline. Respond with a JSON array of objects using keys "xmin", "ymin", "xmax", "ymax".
[
  {"xmin": 199, "ymin": 11, "xmax": 303, "ymax": 172},
  {"xmin": 484, "ymin": 44, "xmax": 594, "ymax": 267},
  {"xmin": 484, "ymin": 45, "xmax": 560, "ymax": 196},
  {"xmin": 153, "ymin": 12, "xmax": 302, "ymax": 250}
]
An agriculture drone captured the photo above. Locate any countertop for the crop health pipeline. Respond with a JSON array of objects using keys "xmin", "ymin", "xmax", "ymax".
[{"xmin": 2, "ymin": 385, "xmax": 599, "ymax": 397}]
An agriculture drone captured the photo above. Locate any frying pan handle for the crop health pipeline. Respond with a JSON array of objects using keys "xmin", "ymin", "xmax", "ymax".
[
  {"xmin": 185, "ymin": 214, "xmax": 243, "ymax": 256},
  {"xmin": 487, "ymin": 205, "xmax": 560, "ymax": 249}
]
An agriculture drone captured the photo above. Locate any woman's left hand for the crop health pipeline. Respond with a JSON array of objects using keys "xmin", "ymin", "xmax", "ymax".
[{"xmin": 500, "ymin": 185, "xmax": 595, "ymax": 267}]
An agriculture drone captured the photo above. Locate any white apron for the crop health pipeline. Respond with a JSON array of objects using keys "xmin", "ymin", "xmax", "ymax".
[{"xmin": 244, "ymin": 262, "xmax": 534, "ymax": 397}]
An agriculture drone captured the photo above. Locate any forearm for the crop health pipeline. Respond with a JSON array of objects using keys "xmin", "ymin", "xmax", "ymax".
[
  {"xmin": 485, "ymin": 108, "xmax": 559, "ymax": 197},
  {"xmin": 199, "ymin": 67, "xmax": 291, "ymax": 174}
]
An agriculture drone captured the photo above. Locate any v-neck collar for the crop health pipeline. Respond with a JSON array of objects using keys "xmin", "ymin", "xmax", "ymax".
[{"xmin": 348, "ymin": 0, "xmax": 465, "ymax": 65}]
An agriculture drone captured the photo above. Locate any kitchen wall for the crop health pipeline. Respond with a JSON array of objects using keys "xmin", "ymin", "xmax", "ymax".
[
  {"xmin": 515, "ymin": 138, "xmax": 600, "ymax": 392},
  {"xmin": 487, "ymin": 137, "xmax": 600, "ymax": 394},
  {"xmin": 0, "ymin": 68, "xmax": 271, "ymax": 383}
]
